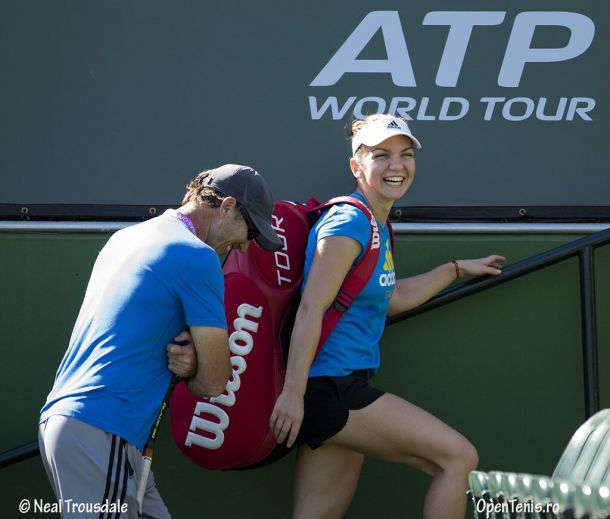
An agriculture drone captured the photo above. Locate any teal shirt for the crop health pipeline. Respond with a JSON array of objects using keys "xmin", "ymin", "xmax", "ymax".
[{"xmin": 305, "ymin": 193, "xmax": 395, "ymax": 377}]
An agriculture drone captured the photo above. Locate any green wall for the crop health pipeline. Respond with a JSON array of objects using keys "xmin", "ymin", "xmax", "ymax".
[
  {"xmin": 0, "ymin": 230, "xmax": 608, "ymax": 518},
  {"xmin": 1, "ymin": 1, "xmax": 608, "ymax": 207}
]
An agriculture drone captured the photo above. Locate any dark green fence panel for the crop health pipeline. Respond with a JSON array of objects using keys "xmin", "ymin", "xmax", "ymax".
[{"xmin": 0, "ymin": 229, "xmax": 607, "ymax": 518}]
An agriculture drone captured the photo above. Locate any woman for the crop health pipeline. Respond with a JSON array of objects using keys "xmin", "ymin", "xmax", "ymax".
[{"xmin": 269, "ymin": 114, "xmax": 505, "ymax": 519}]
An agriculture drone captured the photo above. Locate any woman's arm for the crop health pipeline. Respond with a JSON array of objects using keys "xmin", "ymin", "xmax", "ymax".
[
  {"xmin": 269, "ymin": 235, "xmax": 361, "ymax": 448},
  {"xmin": 387, "ymin": 255, "xmax": 505, "ymax": 316}
]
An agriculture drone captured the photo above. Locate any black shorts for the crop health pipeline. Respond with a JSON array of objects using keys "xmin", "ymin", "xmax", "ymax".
[{"xmin": 297, "ymin": 371, "xmax": 385, "ymax": 449}]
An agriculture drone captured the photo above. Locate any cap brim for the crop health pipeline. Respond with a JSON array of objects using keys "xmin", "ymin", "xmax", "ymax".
[
  {"xmin": 249, "ymin": 212, "xmax": 283, "ymax": 252},
  {"xmin": 361, "ymin": 131, "xmax": 421, "ymax": 150}
]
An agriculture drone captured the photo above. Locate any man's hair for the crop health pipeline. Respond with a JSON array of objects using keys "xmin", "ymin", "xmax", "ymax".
[{"xmin": 182, "ymin": 171, "xmax": 226, "ymax": 207}]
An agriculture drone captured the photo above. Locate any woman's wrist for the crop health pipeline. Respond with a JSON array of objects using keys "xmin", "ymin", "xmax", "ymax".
[
  {"xmin": 451, "ymin": 260, "xmax": 463, "ymax": 280},
  {"xmin": 282, "ymin": 377, "xmax": 307, "ymax": 396}
]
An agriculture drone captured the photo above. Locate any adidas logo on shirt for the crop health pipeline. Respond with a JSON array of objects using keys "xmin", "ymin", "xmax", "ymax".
[
  {"xmin": 379, "ymin": 240, "xmax": 396, "ymax": 287},
  {"xmin": 383, "ymin": 241, "xmax": 394, "ymax": 271}
]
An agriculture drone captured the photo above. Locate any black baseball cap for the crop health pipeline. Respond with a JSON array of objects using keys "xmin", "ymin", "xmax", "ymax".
[{"xmin": 204, "ymin": 164, "xmax": 282, "ymax": 252}]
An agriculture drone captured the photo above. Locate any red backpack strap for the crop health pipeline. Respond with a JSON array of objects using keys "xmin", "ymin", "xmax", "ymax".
[{"xmin": 307, "ymin": 196, "xmax": 381, "ymax": 355}]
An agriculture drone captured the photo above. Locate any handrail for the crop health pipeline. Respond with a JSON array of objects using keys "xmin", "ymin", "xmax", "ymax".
[
  {"xmin": 1, "ymin": 221, "xmax": 608, "ymax": 234},
  {"xmin": 392, "ymin": 222, "xmax": 610, "ymax": 235},
  {"xmin": 0, "ymin": 441, "xmax": 39, "ymax": 469},
  {"xmin": 388, "ymin": 226, "xmax": 610, "ymax": 419},
  {"xmin": 388, "ymin": 227, "xmax": 610, "ymax": 323},
  {"xmin": 2, "ymin": 227, "xmax": 610, "ymax": 470}
]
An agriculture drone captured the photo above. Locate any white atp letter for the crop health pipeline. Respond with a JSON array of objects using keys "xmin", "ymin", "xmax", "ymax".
[
  {"xmin": 423, "ymin": 11, "xmax": 506, "ymax": 87},
  {"xmin": 308, "ymin": 96, "xmax": 357, "ymax": 121},
  {"xmin": 499, "ymin": 12, "xmax": 595, "ymax": 87},
  {"xmin": 439, "ymin": 97, "xmax": 469, "ymax": 121},
  {"xmin": 388, "ymin": 97, "xmax": 417, "ymax": 120},
  {"xmin": 310, "ymin": 11, "xmax": 415, "ymax": 87}
]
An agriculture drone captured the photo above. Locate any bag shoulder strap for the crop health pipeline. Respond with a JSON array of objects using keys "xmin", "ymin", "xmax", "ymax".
[{"xmin": 307, "ymin": 196, "xmax": 382, "ymax": 355}]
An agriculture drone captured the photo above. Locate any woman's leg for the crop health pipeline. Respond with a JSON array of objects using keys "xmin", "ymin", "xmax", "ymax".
[
  {"xmin": 292, "ymin": 443, "xmax": 364, "ymax": 519},
  {"xmin": 327, "ymin": 393, "xmax": 478, "ymax": 519}
]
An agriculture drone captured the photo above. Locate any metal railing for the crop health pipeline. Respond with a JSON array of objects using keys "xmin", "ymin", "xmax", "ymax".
[
  {"xmin": 1, "ymin": 221, "xmax": 609, "ymax": 234},
  {"xmin": 388, "ymin": 226, "xmax": 610, "ymax": 419},
  {"xmin": 0, "ymin": 441, "xmax": 39, "ymax": 469},
  {"xmin": 1, "ymin": 226, "xmax": 609, "ymax": 470}
]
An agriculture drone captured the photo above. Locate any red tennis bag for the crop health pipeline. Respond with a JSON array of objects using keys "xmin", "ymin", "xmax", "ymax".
[{"xmin": 169, "ymin": 197, "xmax": 384, "ymax": 470}]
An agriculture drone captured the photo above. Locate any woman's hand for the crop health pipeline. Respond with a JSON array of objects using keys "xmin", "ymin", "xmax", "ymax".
[
  {"xmin": 166, "ymin": 330, "xmax": 198, "ymax": 378},
  {"xmin": 269, "ymin": 389, "xmax": 305, "ymax": 449},
  {"xmin": 454, "ymin": 255, "xmax": 506, "ymax": 278}
]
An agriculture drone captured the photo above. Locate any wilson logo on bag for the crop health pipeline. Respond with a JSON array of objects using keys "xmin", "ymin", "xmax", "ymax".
[{"xmin": 169, "ymin": 196, "xmax": 391, "ymax": 470}]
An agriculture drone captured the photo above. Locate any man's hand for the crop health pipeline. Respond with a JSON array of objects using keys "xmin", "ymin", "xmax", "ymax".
[{"xmin": 167, "ymin": 330, "xmax": 197, "ymax": 378}]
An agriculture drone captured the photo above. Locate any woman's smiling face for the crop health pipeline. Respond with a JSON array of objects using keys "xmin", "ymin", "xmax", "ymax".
[{"xmin": 351, "ymin": 134, "xmax": 416, "ymax": 203}]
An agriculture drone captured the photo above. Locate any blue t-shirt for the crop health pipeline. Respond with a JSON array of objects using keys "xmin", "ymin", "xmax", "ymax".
[
  {"xmin": 40, "ymin": 212, "xmax": 227, "ymax": 449},
  {"xmin": 306, "ymin": 193, "xmax": 395, "ymax": 378}
]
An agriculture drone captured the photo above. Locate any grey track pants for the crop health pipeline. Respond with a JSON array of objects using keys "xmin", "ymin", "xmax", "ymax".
[{"xmin": 39, "ymin": 415, "xmax": 171, "ymax": 519}]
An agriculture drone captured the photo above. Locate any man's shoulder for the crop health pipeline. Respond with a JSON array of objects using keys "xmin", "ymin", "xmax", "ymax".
[{"xmin": 113, "ymin": 217, "xmax": 221, "ymax": 269}]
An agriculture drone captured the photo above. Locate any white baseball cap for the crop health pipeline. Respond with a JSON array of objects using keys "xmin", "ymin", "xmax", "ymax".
[{"xmin": 351, "ymin": 117, "xmax": 422, "ymax": 154}]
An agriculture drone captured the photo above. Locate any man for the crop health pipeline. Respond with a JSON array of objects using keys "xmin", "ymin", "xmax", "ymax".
[{"xmin": 39, "ymin": 164, "xmax": 282, "ymax": 517}]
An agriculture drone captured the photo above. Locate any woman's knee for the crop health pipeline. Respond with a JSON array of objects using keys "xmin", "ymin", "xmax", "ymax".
[
  {"xmin": 461, "ymin": 440, "xmax": 479, "ymax": 471},
  {"xmin": 449, "ymin": 438, "xmax": 478, "ymax": 474}
]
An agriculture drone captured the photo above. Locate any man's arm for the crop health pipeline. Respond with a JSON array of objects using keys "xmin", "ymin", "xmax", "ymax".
[
  {"xmin": 166, "ymin": 330, "xmax": 197, "ymax": 378},
  {"xmin": 185, "ymin": 326, "xmax": 231, "ymax": 398}
]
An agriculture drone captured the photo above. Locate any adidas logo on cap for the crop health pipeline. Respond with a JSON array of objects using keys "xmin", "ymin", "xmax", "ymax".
[{"xmin": 351, "ymin": 116, "xmax": 421, "ymax": 153}]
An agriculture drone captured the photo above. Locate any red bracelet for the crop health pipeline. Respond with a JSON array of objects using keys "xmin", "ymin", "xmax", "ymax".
[{"xmin": 451, "ymin": 260, "xmax": 461, "ymax": 280}]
